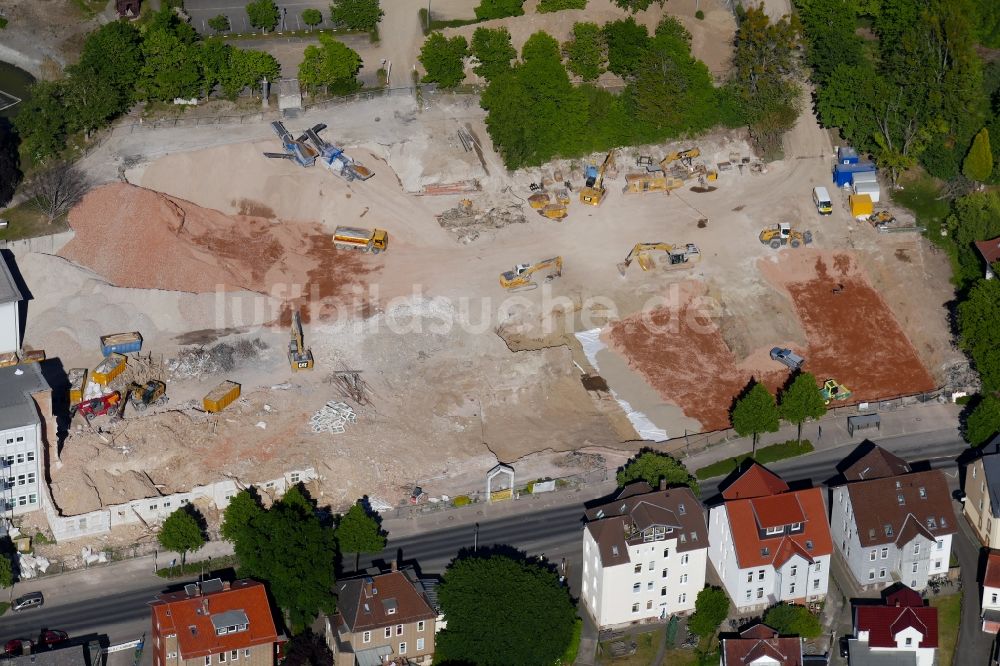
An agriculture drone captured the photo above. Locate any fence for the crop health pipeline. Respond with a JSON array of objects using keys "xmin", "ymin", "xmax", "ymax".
[{"xmin": 0, "ymin": 230, "xmax": 74, "ymax": 255}]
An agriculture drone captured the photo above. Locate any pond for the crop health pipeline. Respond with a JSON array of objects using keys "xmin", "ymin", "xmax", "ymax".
[{"xmin": 0, "ymin": 60, "xmax": 35, "ymax": 118}]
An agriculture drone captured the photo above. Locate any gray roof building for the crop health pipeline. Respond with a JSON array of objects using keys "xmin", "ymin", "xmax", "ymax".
[
  {"xmin": 979, "ymin": 437, "xmax": 1000, "ymax": 518},
  {"xmin": 0, "ymin": 641, "xmax": 104, "ymax": 666},
  {"xmin": 0, "ymin": 363, "xmax": 50, "ymax": 430},
  {"xmin": 0, "ymin": 257, "xmax": 23, "ymax": 306}
]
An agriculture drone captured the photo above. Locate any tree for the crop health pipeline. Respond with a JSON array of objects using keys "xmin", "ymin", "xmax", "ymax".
[
  {"xmin": 282, "ymin": 630, "xmax": 334, "ymax": 666},
  {"xmin": 208, "ymin": 14, "xmax": 231, "ymax": 32},
  {"xmin": 329, "ymin": 0, "xmax": 383, "ymax": 30},
  {"xmin": 474, "ymin": 0, "xmax": 525, "ymax": 20},
  {"xmin": 764, "ymin": 603, "xmax": 822, "ymax": 638},
  {"xmin": 521, "ymin": 31, "xmax": 561, "ymax": 62},
  {"xmin": 436, "ymin": 553, "xmax": 576, "ymax": 666},
  {"xmin": 966, "ymin": 394, "xmax": 1000, "ymax": 446},
  {"xmin": 235, "ymin": 494, "xmax": 337, "ymax": 629},
  {"xmin": 731, "ymin": 381, "xmax": 780, "ymax": 453},
  {"xmin": 564, "ymin": 22, "xmax": 605, "ymax": 82},
  {"xmin": 778, "ymin": 372, "xmax": 827, "ymax": 443},
  {"xmin": 71, "ymin": 20, "xmax": 143, "ymax": 112},
  {"xmin": 299, "ymin": 34, "xmax": 362, "ymax": 94},
  {"xmin": 688, "ymin": 587, "xmax": 731, "ymax": 638},
  {"xmin": 60, "ymin": 72, "xmax": 122, "ymax": 136},
  {"xmin": 612, "ymin": 0, "xmax": 662, "ymax": 12},
  {"xmin": 603, "ymin": 18, "xmax": 649, "ymax": 78},
  {"xmin": 537, "ymin": 0, "xmax": 586, "ymax": 11},
  {"xmin": 138, "ymin": 29, "xmax": 203, "ymax": 101},
  {"xmin": 471, "ymin": 27, "xmax": 516, "ymax": 83},
  {"xmin": 302, "ymin": 8, "xmax": 324, "ymax": 28},
  {"xmin": 419, "ymin": 33, "xmax": 468, "ymax": 88},
  {"xmin": 158, "ymin": 506, "xmax": 206, "ymax": 565},
  {"xmin": 792, "ymin": 0, "xmax": 863, "ymax": 85},
  {"xmin": 221, "ymin": 489, "xmax": 263, "ymax": 543},
  {"xmin": 965, "ymin": 128, "xmax": 994, "ymax": 183},
  {"xmin": 958, "ymin": 277, "xmax": 1000, "ymax": 392},
  {"xmin": 27, "ymin": 162, "xmax": 89, "ymax": 223},
  {"xmin": 247, "ymin": 0, "xmax": 280, "ymax": 32},
  {"xmin": 335, "ymin": 502, "xmax": 386, "ymax": 571},
  {"xmin": 222, "ymin": 48, "xmax": 281, "ymax": 98},
  {"xmin": 616, "ymin": 450, "xmax": 698, "ymax": 491},
  {"xmin": 13, "ymin": 81, "xmax": 68, "ymax": 162},
  {"xmin": 0, "ymin": 554, "xmax": 12, "ymax": 589},
  {"xmin": 0, "ymin": 120, "xmax": 21, "ymax": 207}
]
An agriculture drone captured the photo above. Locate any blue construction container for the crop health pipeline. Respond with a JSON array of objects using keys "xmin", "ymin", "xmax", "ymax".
[
  {"xmin": 837, "ymin": 146, "xmax": 860, "ymax": 165},
  {"xmin": 833, "ymin": 162, "xmax": 876, "ymax": 187},
  {"xmin": 100, "ymin": 332, "xmax": 143, "ymax": 357}
]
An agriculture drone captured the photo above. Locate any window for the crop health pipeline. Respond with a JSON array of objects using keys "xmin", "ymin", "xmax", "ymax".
[
  {"xmin": 919, "ymin": 487, "xmax": 926, "ymax": 498},
  {"xmin": 813, "ymin": 578, "xmax": 820, "ymax": 590},
  {"xmin": 879, "ymin": 568, "xmax": 886, "ymax": 579},
  {"xmin": 870, "ymin": 550, "xmax": 877, "ymax": 561},
  {"xmin": 913, "ymin": 543, "xmax": 920, "ymax": 555},
  {"xmin": 789, "ymin": 583, "xmax": 796, "ymax": 594},
  {"xmin": 15, "ymin": 453, "xmax": 24, "ymax": 464},
  {"xmin": 678, "ymin": 593, "xmax": 687, "ymax": 604},
  {"xmin": 662, "ymin": 568, "xmax": 669, "ymax": 578},
  {"xmin": 291, "ymin": 472, "xmax": 301, "ymax": 484},
  {"xmin": 205, "ymin": 657, "xmax": 212, "ymax": 666},
  {"xmin": 27, "ymin": 494, "xmax": 35, "ymax": 504},
  {"xmin": 231, "ymin": 651, "xmax": 238, "ymax": 661},
  {"xmin": 632, "ymin": 603, "xmax": 640, "ymax": 613},
  {"xmin": 648, "ymin": 561, "xmax": 655, "ymax": 571},
  {"xmin": 633, "ymin": 583, "xmax": 641, "ymax": 593},
  {"xmin": 396, "ymin": 624, "xmax": 403, "ymax": 636},
  {"xmin": 167, "ymin": 653, "xmax": 177, "ymax": 659},
  {"xmin": 746, "ymin": 590, "xmax": 752, "ymax": 600},
  {"xmin": 868, "ymin": 569, "xmax": 876, "ymax": 581},
  {"xmin": 15, "ymin": 436, "xmax": 21, "ymax": 442},
  {"xmin": 790, "ymin": 565, "xmax": 797, "ymax": 577},
  {"xmin": 680, "ymin": 574, "xmax": 688, "ymax": 584},
  {"xmin": 362, "ymin": 632, "xmax": 371, "ymax": 644},
  {"xmin": 681, "ymin": 554, "xmax": 689, "ymax": 565},
  {"xmin": 647, "ymin": 581, "xmax": 654, "ymax": 591},
  {"xmin": 219, "ymin": 652, "xmax": 226, "ymax": 663},
  {"xmin": 17, "ymin": 495, "xmax": 26, "ymax": 506},
  {"xmin": 880, "ymin": 547, "xmax": 888, "ymax": 559},
  {"xmin": 747, "ymin": 572, "xmax": 753, "ymax": 583},
  {"xmin": 399, "ymin": 642, "xmax": 407, "ymax": 654},
  {"xmin": 897, "ymin": 494, "xmax": 905, "ymax": 505},
  {"xmin": 679, "ymin": 503, "xmax": 686, "ymax": 515},
  {"xmin": 905, "ymin": 638, "xmax": 912, "ymax": 647},
  {"xmin": 935, "ymin": 560, "xmax": 942, "ymax": 569},
  {"xmin": 634, "ymin": 563, "xmax": 642, "ymax": 574},
  {"xmin": 646, "ymin": 600, "xmax": 653, "ymax": 610},
  {"xmin": 149, "ymin": 503, "xmax": 158, "ymax": 511},
  {"xmin": 244, "ymin": 651, "xmax": 249, "ymax": 658},
  {"xmin": 26, "ymin": 451, "xmax": 34, "ymax": 462},
  {"xmin": 992, "ymin": 593, "xmax": 997, "ymax": 605},
  {"xmin": 912, "ymin": 562, "xmax": 918, "ymax": 573},
  {"xmin": 758, "ymin": 570, "xmax": 765, "ymax": 581},
  {"xmin": 766, "ymin": 526, "xmax": 784, "ymax": 535},
  {"xmin": 884, "ymin": 524, "xmax": 894, "ymax": 537},
  {"xmin": 663, "ymin": 548, "xmax": 670, "ymax": 557},
  {"xmin": 661, "ymin": 586, "xmax": 667, "ymax": 596},
  {"xmin": 791, "ymin": 522, "xmax": 802, "ymax": 531},
  {"xmin": 164, "ymin": 501, "xmax": 171, "ymax": 508},
  {"xmin": 756, "ymin": 588, "xmax": 764, "ymax": 599},
  {"xmin": 418, "ymin": 621, "xmax": 425, "ymax": 632},
  {"xmin": 26, "ymin": 472, "xmax": 34, "ymax": 484},
  {"xmin": 417, "ymin": 638, "xmax": 425, "ymax": 651},
  {"xmin": 385, "ymin": 627, "xmax": 392, "ymax": 639},
  {"xmin": 815, "ymin": 561, "xmax": 821, "ymax": 572},
  {"xmin": 16, "ymin": 474, "xmax": 24, "ymax": 485}
]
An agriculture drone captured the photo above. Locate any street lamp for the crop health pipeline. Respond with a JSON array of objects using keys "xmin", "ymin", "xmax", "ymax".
[
  {"xmin": 474, "ymin": 522, "xmax": 479, "ymax": 552},
  {"xmin": 281, "ymin": 7, "xmax": 287, "ymax": 31}
]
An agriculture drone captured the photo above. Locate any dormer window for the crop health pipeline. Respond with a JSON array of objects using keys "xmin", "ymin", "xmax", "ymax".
[
  {"xmin": 884, "ymin": 524, "xmax": 894, "ymax": 537},
  {"xmin": 596, "ymin": 510, "xmax": 605, "ymax": 519},
  {"xmin": 612, "ymin": 545, "xmax": 619, "ymax": 556},
  {"xmin": 766, "ymin": 526, "xmax": 783, "ymax": 536},
  {"xmin": 761, "ymin": 547, "xmax": 770, "ymax": 557},
  {"xmin": 918, "ymin": 487, "xmax": 926, "ymax": 498},
  {"xmin": 895, "ymin": 481, "xmax": 901, "ymax": 489},
  {"xmin": 805, "ymin": 540, "xmax": 814, "ymax": 550},
  {"xmin": 897, "ymin": 494, "xmax": 905, "ymax": 505},
  {"xmin": 678, "ymin": 503, "xmax": 686, "ymax": 515},
  {"xmin": 941, "ymin": 517, "xmax": 948, "ymax": 528},
  {"xmin": 790, "ymin": 522, "xmax": 802, "ymax": 531},
  {"xmin": 927, "ymin": 517, "xmax": 937, "ymax": 529},
  {"xmin": 680, "ymin": 533, "xmax": 687, "ymax": 543}
]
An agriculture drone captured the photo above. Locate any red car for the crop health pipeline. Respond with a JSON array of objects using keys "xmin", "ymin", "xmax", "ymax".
[
  {"xmin": 4, "ymin": 639, "xmax": 34, "ymax": 657},
  {"xmin": 40, "ymin": 630, "xmax": 68, "ymax": 647}
]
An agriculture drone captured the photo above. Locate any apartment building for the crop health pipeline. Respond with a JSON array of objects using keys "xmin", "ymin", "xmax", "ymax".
[
  {"xmin": 982, "ymin": 550, "xmax": 1000, "ymax": 632},
  {"xmin": 964, "ymin": 436, "xmax": 1000, "ymax": 548},
  {"xmin": 0, "ymin": 363, "xmax": 53, "ymax": 516},
  {"xmin": 0, "ymin": 257, "xmax": 23, "ymax": 354},
  {"xmin": 720, "ymin": 623, "xmax": 804, "ymax": 666}
]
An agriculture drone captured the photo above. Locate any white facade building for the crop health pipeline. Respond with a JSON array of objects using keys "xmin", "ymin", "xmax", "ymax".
[
  {"xmin": 0, "ymin": 258, "xmax": 23, "ymax": 354},
  {"xmin": 849, "ymin": 587, "xmax": 938, "ymax": 666},
  {"xmin": 581, "ymin": 482, "xmax": 708, "ymax": 628},
  {"xmin": 0, "ymin": 363, "xmax": 52, "ymax": 516}
]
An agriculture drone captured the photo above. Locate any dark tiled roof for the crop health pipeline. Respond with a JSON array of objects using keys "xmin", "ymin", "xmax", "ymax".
[
  {"xmin": 975, "ymin": 237, "xmax": 1000, "ymax": 266},
  {"xmin": 854, "ymin": 589, "xmax": 938, "ymax": 649},
  {"xmin": 723, "ymin": 623, "xmax": 803, "ymax": 666},
  {"xmin": 722, "ymin": 464, "xmax": 789, "ymax": 500},
  {"xmin": 0, "ymin": 364, "xmax": 49, "ymax": 430},
  {"xmin": 337, "ymin": 570, "xmax": 436, "ymax": 633},
  {"xmin": 843, "ymin": 446, "xmax": 911, "ymax": 481},
  {"xmin": 844, "ymin": 469, "xmax": 956, "ymax": 547}
]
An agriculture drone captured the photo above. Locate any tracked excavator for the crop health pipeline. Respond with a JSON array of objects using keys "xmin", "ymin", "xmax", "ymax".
[
  {"xmin": 617, "ymin": 243, "xmax": 701, "ymax": 276},
  {"xmin": 580, "ymin": 151, "xmax": 614, "ymax": 206},
  {"xmin": 499, "ymin": 256, "xmax": 563, "ymax": 292}
]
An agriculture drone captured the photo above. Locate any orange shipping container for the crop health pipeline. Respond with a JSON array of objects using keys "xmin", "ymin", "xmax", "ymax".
[{"xmin": 203, "ymin": 381, "xmax": 241, "ymax": 413}]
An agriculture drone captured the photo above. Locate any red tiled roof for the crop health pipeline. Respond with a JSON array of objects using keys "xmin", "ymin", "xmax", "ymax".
[
  {"xmin": 151, "ymin": 580, "xmax": 278, "ymax": 659},
  {"xmin": 751, "ymin": 494, "xmax": 805, "ymax": 528},
  {"xmin": 722, "ymin": 623, "xmax": 803, "ymax": 666},
  {"xmin": 722, "ymin": 464, "xmax": 790, "ymax": 500},
  {"xmin": 985, "ymin": 551, "xmax": 1000, "ymax": 589},
  {"xmin": 854, "ymin": 590, "xmax": 938, "ymax": 649},
  {"xmin": 726, "ymin": 487, "xmax": 833, "ymax": 568},
  {"xmin": 976, "ymin": 237, "xmax": 1000, "ymax": 266}
]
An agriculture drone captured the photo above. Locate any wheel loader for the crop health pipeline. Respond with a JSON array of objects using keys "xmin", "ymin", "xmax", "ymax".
[
  {"xmin": 127, "ymin": 380, "xmax": 168, "ymax": 411},
  {"xmin": 499, "ymin": 256, "xmax": 563, "ymax": 292},
  {"xmin": 759, "ymin": 223, "xmax": 813, "ymax": 249}
]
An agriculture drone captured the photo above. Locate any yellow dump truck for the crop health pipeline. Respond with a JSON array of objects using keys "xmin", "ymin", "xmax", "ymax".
[
  {"xmin": 333, "ymin": 226, "xmax": 388, "ymax": 254},
  {"xmin": 204, "ymin": 380, "xmax": 241, "ymax": 413}
]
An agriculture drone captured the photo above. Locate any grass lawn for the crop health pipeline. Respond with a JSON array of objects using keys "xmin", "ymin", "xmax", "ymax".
[
  {"xmin": 0, "ymin": 200, "xmax": 68, "ymax": 242},
  {"xmin": 560, "ymin": 618, "xmax": 583, "ymax": 665},
  {"xmin": 597, "ymin": 628, "xmax": 664, "ymax": 666},
  {"xmin": 663, "ymin": 647, "xmax": 699, "ymax": 666},
  {"xmin": 696, "ymin": 439, "xmax": 814, "ymax": 480},
  {"xmin": 890, "ymin": 172, "xmax": 952, "ymax": 250},
  {"xmin": 931, "ymin": 593, "xmax": 961, "ymax": 666}
]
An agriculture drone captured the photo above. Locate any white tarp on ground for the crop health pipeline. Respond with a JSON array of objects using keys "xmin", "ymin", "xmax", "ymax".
[{"xmin": 574, "ymin": 329, "xmax": 668, "ymax": 442}]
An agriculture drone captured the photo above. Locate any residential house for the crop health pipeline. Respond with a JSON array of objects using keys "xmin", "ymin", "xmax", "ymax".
[
  {"xmin": 963, "ymin": 436, "xmax": 1000, "ymax": 547},
  {"xmin": 975, "ymin": 237, "xmax": 1000, "ymax": 279},
  {"xmin": 0, "ymin": 363, "xmax": 53, "ymax": 516},
  {"xmin": 581, "ymin": 481, "xmax": 708, "ymax": 628},
  {"xmin": 325, "ymin": 565, "xmax": 438, "ymax": 666},
  {"xmin": 0, "ymin": 257, "xmax": 23, "ymax": 354},
  {"xmin": 0, "ymin": 640, "xmax": 104, "ymax": 666},
  {"xmin": 707, "ymin": 463, "xmax": 833, "ymax": 611},
  {"xmin": 720, "ymin": 623, "xmax": 804, "ymax": 666},
  {"xmin": 150, "ymin": 578, "xmax": 280, "ymax": 666},
  {"xmin": 982, "ymin": 550, "xmax": 1000, "ymax": 632},
  {"xmin": 848, "ymin": 587, "xmax": 937, "ymax": 666},
  {"xmin": 830, "ymin": 445, "xmax": 955, "ymax": 590}
]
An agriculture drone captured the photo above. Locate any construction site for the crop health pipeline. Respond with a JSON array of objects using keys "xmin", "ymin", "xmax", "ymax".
[{"xmin": 2, "ymin": 0, "xmax": 969, "ymax": 553}]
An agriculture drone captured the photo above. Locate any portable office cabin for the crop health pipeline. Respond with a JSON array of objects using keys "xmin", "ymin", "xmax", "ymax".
[
  {"xmin": 837, "ymin": 146, "xmax": 860, "ymax": 165},
  {"xmin": 849, "ymin": 194, "xmax": 873, "ymax": 218},
  {"xmin": 851, "ymin": 170, "xmax": 878, "ymax": 186},
  {"xmin": 833, "ymin": 162, "xmax": 876, "ymax": 187},
  {"xmin": 853, "ymin": 181, "xmax": 881, "ymax": 203}
]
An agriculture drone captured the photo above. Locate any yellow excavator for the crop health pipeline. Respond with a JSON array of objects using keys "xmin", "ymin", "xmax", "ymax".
[
  {"xmin": 580, "ymin": 151, "xmax": 614, "ymax": 206},
  {"xmin": 617, "ymin": 243, "xmax": 702, "ymax": 276},
  {"xmin": 288, "ymin": 309, "xmax": 314, "ymax": 371},
  {"xmin": 660, "ymin": 147, "xmax": 701, "ymax": 170},
  {"xmin": 499, "ymin": 256, "xmax": 564, "ymax": 291}
]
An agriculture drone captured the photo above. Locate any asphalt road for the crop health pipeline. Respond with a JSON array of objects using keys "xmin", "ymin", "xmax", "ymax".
[{"xmin": 0, "ymin": 428, "xmax": 973, "ymax": 657}]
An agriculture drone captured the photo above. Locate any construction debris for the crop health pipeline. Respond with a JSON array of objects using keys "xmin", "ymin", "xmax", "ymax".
[
  {"xmin": 436, "ymin": 199, "xmax": 527, "ymax": 243},
  {"xmin": 309, "ymin": 400, "xmax": 357, "ymax": 434},
  {"xmin": 167, "ymin": 338, "xmax": 268, "ymax": 379}
]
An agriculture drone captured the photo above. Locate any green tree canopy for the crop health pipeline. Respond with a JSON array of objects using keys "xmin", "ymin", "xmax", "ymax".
[
  {"xmin": 950, "ymin": 191, "xmax": 1000, "ymax": 289},
  {"xmin": 0, "ymin": 554, "xmax": 12, "ymax": 588},
  {"xmin": 564, "ymin": 22, "xmax": 606, "ymax": 82},
  {"xmin": 965, "ymin": 128, "xmax": 994, "ymax": 182},
  {"xmin": 0, "ymin": 121, "xmax": 20, "ymax": 206},
  {"xmin": 731, "ymin": 381, "xmax": 781, "ymax": 451},
  {"xmin": 14, "ymin": 81, "xmax": 69, "ymax": 162},
  {"xmin": 221, "ymin": 489, "xmax": 263, "ymax": 543},
  {"xmin": 471, "ymin": 27, "xmax": 516, "ymax": 82},
  {"xmin": 764, "ymin": 603, "xmax": 823, "ymax": 638},
  {"xmin": 59, "ymin": 72, "xmax": 122, "ymax": 135},
  {"xmin": 158, "ymin": 506, "xmax": 207, "ymax": 564},
  {"xmin": 420, "ymin": 33, "xmax": 468, "ymax": 88},
  {"xmin": 247, "ymin": 0, "xmax": 281, "ymax": 32},
  {"xmin": 208, "ymin": 14, "xmax": 231, "ymax": 32},
  {"xmin": 958, "ymin": 276, "xmax": 1000, "ymax": 392},
  {"xmin": 778, "ymin": 372, "xmax": 827, "ymax": 442},
  {"xmin": 329, "ymin": 0, "xmax": 384, "ymax": 31},
  {"xmin": 616, "ymin": 450, "xmax": 698, "ymax": 492},
  {"xmin": 335, "ymin": 502, "xmax": 386, "ymax": 571},
  {"xmin": 222, "ymin": 47, "xmax": 281, "ymax": 98},
  {"xmin": 436, "ymin": 553, "xmax": 576, "ymax": 665},
  {"xmin": 235, "ymin": 493, "xmax": 337, "ymax": 629},
  {"xmin": 299, "ymin": 34, "xmax": 362, "ymax": 93},
  {"xmin": 138, "ymin": 29, "xmax": 203, "ymax": 101},
  {"xmin": 302, "ymin": 8, "xmax": 324, "ymax": 27},
  {"xmin": 612, "ymin": 0, "xmax": 662, "ymax": 12},
  {"xmin": 474, "ymin": 0, "xmax": 525, "ymax": 20},
  {"xmin": 71, "ymin": 20, "xmax": 143, "ymax": 111},
  {"xmin": 966, "ymin": 394, "xmax": 1000, "ymax": 446},
  {"xmin": 521, "ymin": 31, "xmax": 561, "ymax": 62},
  {"xmin": 603, "ymin": 18, "xmax": 650, "ymax": 78},
  {"xmin": 688, "ymin": 587, "xmax": 731, "ymax": 638}
]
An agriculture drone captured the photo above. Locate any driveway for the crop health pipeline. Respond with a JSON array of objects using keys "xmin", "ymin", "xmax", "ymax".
[{"xmin": 955, "ymin": 509, "xmax": 994, "ymax": 666}]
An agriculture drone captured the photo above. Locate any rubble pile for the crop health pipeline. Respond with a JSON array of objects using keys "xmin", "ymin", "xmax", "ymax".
[
  {"xmin": 168, "ymin": 338, "xmax": 268, "ymax": 378},
  {"xmin": 309, "ymin": 401, "xmax": 357, "ymax": 434},
  {"xmin": 436, "ymin": 199, "xmax": 527, "ymax": 243}
]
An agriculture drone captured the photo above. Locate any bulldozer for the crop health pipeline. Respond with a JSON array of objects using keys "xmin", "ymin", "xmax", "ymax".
[
  {"xmin": 288, "ymin": 309, "xmax": 315, "ymax": 371},
  {"xmin": 759, "ymin": 223, "xmax": 813, "ymax": 249},
  {"xmin": 617, "ymin": 243, "xmax": 702, "ymax": 276},
  {"xmin": 127, "ymin": 380, "xmax": 168, "ymax": 412},
  {"xmin": 660, "ymin": 147, "xmax": 700, "ymax": 170},
  {"xmin": 580, "ymin": 151, "xmax": 614, "ymax": 206},
  {"xmin": 499, "ymin": 256, "xmax": 563, "ymax": 292},
  {"xmin": 820, "ymin": 378, "xmax": 852, "ymax": 405}
]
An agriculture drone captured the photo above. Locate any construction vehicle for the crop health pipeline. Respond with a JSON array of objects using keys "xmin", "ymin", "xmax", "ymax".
[
  {"xmin": 580, "ymin": 151, "xmax": 614, "ymax": 206},
  {"xmin": 868, "ymin": 210, "xmax": 895, "ymax": 230},
  {"xmin": 538, "ymin": 204, "xmax": 568, "ymax": 220},
  {"xmin": 304, "ymin": 124, "xmax": 374, "ymax": 181},
  {"xmin": 71, "ymin": 391, "xmax": 124, "ymax": 424},
  {"xmin": 288, "ymin": 309, "xmax": 314, "ymax": 371},
  {"xmin": 623, "ymin": 172, "xmax": 685, "ymax": 194},
  {"xmin": 820, "ymin": 378, "xmax": 852, "ymax": 405},
  {"xmin": 499, "ymin": 256, "xmax": 563, "ymax": 292},
  {"xmin": 263, "ymin": 121, "xmax": 320, "ymax": 167},
  {"xmin": 617, "ymin": 243, "xmax": 701, "ymax": 276},
  {"xmin": 333, "ymin": 226, "xmax": 389, "ymax": 254},
  {"xmin": 127, "ymin": 380, "xmax": 168, "ymax": 411},
  {"xmin": 759, "ymin": 223, "xmax": 813, "ymax": 249},
  {"xmin": 660, "ymin": 147, "xmax": 701, "ymax": 170}
]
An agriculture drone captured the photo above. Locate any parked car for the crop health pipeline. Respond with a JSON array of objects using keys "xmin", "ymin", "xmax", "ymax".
[
  {"xmin": 41, "ymin": 630, "xmax": 68, "ymax": 647},
  {"xmin": 4, "ymin": 639, "xmax": 34, "ymax": 657},
  {"xmin": 12, "ymin": 591, "xmax": 44, "ymax": 611},
  {"xmin": 770, "ymin": 347, "xmax": 805, "ymax": 370}
]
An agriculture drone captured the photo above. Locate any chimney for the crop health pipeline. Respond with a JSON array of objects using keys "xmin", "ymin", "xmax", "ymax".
[
  {"xmin": 223, "ymin": 581, "xmax": 231, "ymax": 591},
  {"xmin": 390, "ymin": 559, "xmax": 398, "ymax": 572},
  {"xmin": 363, "ymin": 577, "xmax": 374, "ymax": 598}
]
